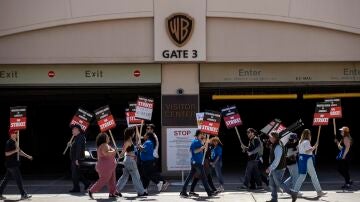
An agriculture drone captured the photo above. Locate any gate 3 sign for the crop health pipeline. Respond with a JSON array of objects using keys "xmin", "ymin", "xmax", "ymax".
[{"xmin": 10, "ymin": 106, "xmax": 27, "ymax": 130}]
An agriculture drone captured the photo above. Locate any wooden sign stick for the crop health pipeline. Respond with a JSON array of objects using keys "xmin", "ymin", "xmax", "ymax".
[
  {"xmin": 109, "ymin": 130, "xmax": 121, "ymax": 161},
  {"xmin": 234, "ymin": 127, "xmax": 246, "ymax": 152},
  {"xmin": 17, "ymin": 130, "xmax": 20, "ymax": 161},
  {"xmin": 333, "ymin": 119, "xmax": 337, "ymax": 137},
  {"xmin": 202, "ymin": 134, "xmax": 210, "ymax": 165},
  {"xmin": 315, "ymin": 126, "xmax": 322, "ymax": 155},
  {"xmin": 63, "ymin": 135, "xmax": 75, "ymax": 155}
]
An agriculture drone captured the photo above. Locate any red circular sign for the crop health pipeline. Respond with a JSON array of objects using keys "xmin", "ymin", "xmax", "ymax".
[
  {"xmin": 133, "ymin": 70, "xmax": 141, "ymax": 77},
  {"xmin": 48, "ymin": 71, "xmax": 55, "ymax": 78}
]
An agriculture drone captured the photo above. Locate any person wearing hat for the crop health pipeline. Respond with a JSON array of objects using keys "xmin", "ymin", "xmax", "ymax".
[
  {"xmin": 335, "ymin": 126, "xmax": 353, "ymax": 189},
  {"xmin": 283, "ymin": 133, "xmax": 299, "ymax": 189},
  {"xmin": 291, "ymin": 129, "xmax": 326, "ymax": 202},
  {"xmin": 180, "ymin": 130, "xmax": 214, "ymax": 197},
  {"xmin": 210, "ymin": 137, "xmax": 225, "ymax": 191},
  {"xmin": 240, "ymin": 128, "xmax": 263, "ymax": 190},
  {"xmin": 0, "ymin": 130, "xmax": 32, "ymax": 200},
  {"xmin": 265, "ymin": 131, "xmax": 292, "ymax": 202},
  {"xmin": 68, "ymin": 124, "xmax": 90, "ymax": 193}
]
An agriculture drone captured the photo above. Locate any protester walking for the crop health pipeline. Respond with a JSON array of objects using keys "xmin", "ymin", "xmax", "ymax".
[
  {"xmin": 210, "ymin": 137, "xmax": 225, "ymax": 191},
  {"xmin": 283, "ymin": 133, "xmax": 299, "ymax": 189},
  {"xmin": 291, "ymin": 129, "xmax": 326, "ymax": 202},
  {"xmin": 88, "ymin": 133, "xmax": 118, "ymax": 199},
  {"xmin": 116, "ymin": 127, "xmax": 147, "ymax": 196},
  {"xmin": 189, "ymin": 141, "xmax": 218, "ymax": 196},
  {"xmin": 139, "ymin": 132, "xmax": 169, "ymax": 193},
  {"xmin": 68, "ymin": 124, "xmax": 90, "ymax": 193},
  {"xmin": 241, "ymin": 128, "xmax": 263, "ymax": 189},
  {"xmin": 335, "ymin": 126, "xmax": 353, "ymax": 189},
  {"xmin": 180, "ymin": 130, "xmax": 215, "ymax": 197},
  {"xmin": 266, "ymin": 131, "xmax": 292, "ymax": 202},
  {"xmin": 0, "ymin": 130, "xmax": 33, "ymax": 200}
]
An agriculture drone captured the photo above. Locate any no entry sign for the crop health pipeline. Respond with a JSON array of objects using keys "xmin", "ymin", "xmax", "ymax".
[
  {"xmin": 325, "ymin": 98, "xmax": 342, "ymax": 118},
  {"xmin": 221, "ymin": 106, "xmax": 242, "ymax": 129},
  {"xmin": 10, "ymin": 106, "xmax": 27, "ymax": 130},
  {"xmin": 313, "ymin": 102, "xmax": 331, "ymax": 126},
  {"xmin": 70, "ymin": 108, "xmax": 93, "ymax": 132},
  {"xmin": 200, "ymin": 111, "xmax": 221, "ymax": 136},
  {"xmin": 94, "ymin": 105, "xmax": 116, "ymax": 132},
  {"xmin": 135, "ymin": 96, "xmax": 154, "ymax": 121}
]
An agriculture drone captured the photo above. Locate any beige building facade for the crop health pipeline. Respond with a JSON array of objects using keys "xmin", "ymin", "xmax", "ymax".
[{"xmin": 1, "ymin": 0, "xmax": 359, "ymax": 173}]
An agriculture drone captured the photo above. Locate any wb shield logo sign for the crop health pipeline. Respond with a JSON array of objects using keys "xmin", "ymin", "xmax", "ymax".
[{"xmin": 166, "ymin": 13, "xmax": 194, "ymax": 47}]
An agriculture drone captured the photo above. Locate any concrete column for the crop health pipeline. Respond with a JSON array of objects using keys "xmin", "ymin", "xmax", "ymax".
[{"xmin": 161, "ymin": 63, "xmax": 199, "ymax": 175}]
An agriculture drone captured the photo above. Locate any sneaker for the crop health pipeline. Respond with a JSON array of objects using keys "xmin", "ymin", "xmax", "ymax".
[
  {"xmin": 207, "ymin": 192, "xmax": 214, "ymax": 197},
  {"xmin": 211, "ymin": 190, "xmax": 220, "ymax": 195},
  {"xmin": 138, "ymin": 192, "xmax": 148, "ymax": 197},
  {"xmin": 0, "ymin": 195, "xmax": 6, "ymax": 200},
  {"xmin": 180, "ymin": 191, "xmax": 189, "ymax": 197},
  {"xmin": 157, "ymin": 181, "xmax": 164, "ymax": 192},
  {"xmin": 109, "ymin": 192, "xmax": 122, "ymax": 198},
  {"xmin": 317, "ymin": 191, "xmax": 327, "ymax": 197},
  {"xmin": 217, "ymin": 185, "xmax": 224, "ymax": 192},
  {"xmin": 189, "ymin": 192, "xmax": 199, "ymax": 197},
  {"xmin": 20, "ymin": 194, "xmax": 32, "ymax": 200},
  {"xmin": 161, "ymin": 181, "xmax": 170, "ymax": 191}
]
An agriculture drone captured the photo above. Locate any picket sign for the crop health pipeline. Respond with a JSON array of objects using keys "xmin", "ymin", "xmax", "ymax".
[
  {"xmin": 312, "ymin": 102, "xmax": 331, "ymax": 154},
  {"xmin": 325, "ymin": 98, "xmax": 342, "ymax": 137},
  {"xmin": 200, "ymin": 110, "xmax": 221, "ymax": 165},
  {"xmin": 63, "ymin": 108, "xmax": 93, "ymax": 155},
  {"xmin": 94, "ymin": 105, "xmax": 121, "ymax": 161},
  {"xmin": 10, "ymin": 106, "xmax": 27, "ymax": 161},
  {"xmin": 221, "ymin": 106, "xmax": 245, "ymax": 152}
]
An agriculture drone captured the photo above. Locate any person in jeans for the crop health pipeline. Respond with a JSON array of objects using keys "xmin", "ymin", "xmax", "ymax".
[
  {"xmin": 291, "ymin": 129, "xmax": 326, "ymax": 202},
  {"xmin": 189, "ymin": 143, "xmax": 218, "ymax": 196},
  {"xmin": 88, "ymin": 133, "xmax": 118, "ymax": 199},
  {"xmin": 68, "ymin": 124, "xmax": 90, "ymax": 193},
  {"xmin": 265, "ymin": 131, "xmax": 292, "ymax": 202},
  {"xmin": 180, "ymin": 130, "xmax": 214, "ymax": 197},
  {"xmin": 0, "ymin": 129, "xmax": 32, "ymax": 200},
  {"xmin": 138, "ymin": 132, "xmax": 169, "ymax": 193},
  {"xmin": 116, "ymin": 127, "xmax": 147, "ymax": 196},
  {"xmin": 241, "ymin": 128, "xmax": 263, "ymax": 189},
  {"xmin": 210, "ymin": 137, "xmax": 224, "ymax": 191},
  {"xmin": 334, "ymin": 126, "xmax": 353, "ymax": 189},
  {"xmin": 283, "ymin": 133, "xmax": 299, "ymax": 189}
]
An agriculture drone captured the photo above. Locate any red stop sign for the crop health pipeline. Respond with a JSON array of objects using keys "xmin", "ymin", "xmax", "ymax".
[
  {"xmin": 48, "ymin": 71, "xmax": 55, "ymax": 78},
  {"xmin": 134, "ymin": 70, "xmax": 141, "ymax": 77}
]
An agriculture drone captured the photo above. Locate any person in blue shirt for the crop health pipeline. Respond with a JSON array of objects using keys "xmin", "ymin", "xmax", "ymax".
[
  {"xmin": 180, "ymin": 130, "xmax": 214, "ymax": 197},
  {"xmin": 138, "ymin": 132, "xmax": 169, "ymax": 193},
  {"xmin": 210, "ymin": 137, "xmax": 224, "ymax": 191}
]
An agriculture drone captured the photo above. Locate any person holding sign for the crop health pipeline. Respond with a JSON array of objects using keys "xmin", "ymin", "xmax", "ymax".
[
  {"xmin": 265, "ymin": 131, "xmax": 292, "ymax": 202},
  {"xmin": 138, "ymin": 132, "xmax": 169, "ymax": 193},
  {"xmin": 88, "ymin": 133, "xmax": 119, "ymax": 199},
  {"xmin": 291, "ymin": 129, "xmax": 326, "ymax": 202},
  {"xmin": 116, "ymin": 127, "xmax": 147, "ymax": 197},
  {"xmin": 180, "ymin": 130, "xmax": 214, "ymax": 197},
  {"xmin": 240, "ymin": 128, "xmax": 263, "ymax": 190},
  {"xmin": 68, "ymin": 124, "xmax": 91, "ymax": 193},
  {"xmin": 0, "ymin": 130, "xmax": 32, "ymax": 200},
  {"xmin": 283, "ymin": 133, "xmax": 299, "ymax": 189},
  {"xmin": 335, "ymin": 126, "xmax": 353, "ymax": 189}
]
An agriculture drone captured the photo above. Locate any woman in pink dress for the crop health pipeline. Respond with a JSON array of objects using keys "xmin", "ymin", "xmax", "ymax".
[{"xmin": 88, "ymin": 133, "xmax": 119, "ymax": 199}]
